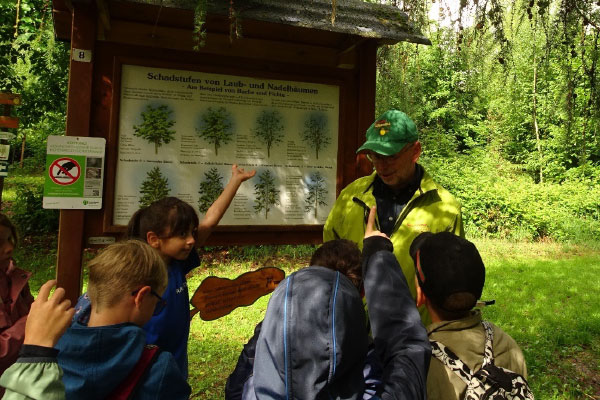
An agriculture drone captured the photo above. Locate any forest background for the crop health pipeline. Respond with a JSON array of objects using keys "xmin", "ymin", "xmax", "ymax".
[{"xmin": 0, "ymin": 0, "xmax": 599, "ymax": 398}]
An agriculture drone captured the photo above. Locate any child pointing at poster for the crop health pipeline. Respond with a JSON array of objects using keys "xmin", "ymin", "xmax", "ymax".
[{"xmin": 73, "ymin": 163, "xmax": 255, "ymax": 378}]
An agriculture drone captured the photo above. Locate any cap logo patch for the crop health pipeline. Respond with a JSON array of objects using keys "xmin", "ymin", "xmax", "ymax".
[{"xmin": 374, "ymin": 119, "xmax": 391, "ymax": 136}]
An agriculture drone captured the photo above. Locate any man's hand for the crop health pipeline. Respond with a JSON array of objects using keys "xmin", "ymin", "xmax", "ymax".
[
  {"xmin": 231, "ymin": 164, "xmax": 256, "ymax": 183},
  {"xmin": 24, "ymin": 280, "xmax": 75, "ymax": 348},
  {"xmin": 364, "ymin": 206, "xmax": 389, "ymax": 240}
]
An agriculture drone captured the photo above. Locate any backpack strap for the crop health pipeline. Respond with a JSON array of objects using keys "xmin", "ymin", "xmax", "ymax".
[
  {"xmin": 480, "ymin": 321, "xmax": 495, "ymax": 367},
  {"xmin": 430, "ymin": 340, "xmax": 473, "ymax": 385},
  {"xmin": 430, "ymin": 321, "xmax": 496, "ymax": 386},
  {"xmin": 107, "ymin": 344, "xmax": 161, "ymax": 400}
]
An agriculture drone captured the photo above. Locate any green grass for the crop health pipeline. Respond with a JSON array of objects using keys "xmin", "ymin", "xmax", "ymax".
[{"xmin": 13, "ymin": 237, "xmax": 600, "ymax": 399}]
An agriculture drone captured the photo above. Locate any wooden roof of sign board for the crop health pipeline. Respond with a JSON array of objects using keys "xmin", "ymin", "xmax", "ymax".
[{"xmin": 52, "ymin": 0, "xmax": 431, "ymax": 46}]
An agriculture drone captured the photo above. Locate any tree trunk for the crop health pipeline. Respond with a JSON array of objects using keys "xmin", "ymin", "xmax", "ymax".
[
  {"xmin": 14, "ymin": 0, "xmax": 21, "ymax": 37},
  {"xmin": 532, "ymin": 16, "xmax": 543, "ymax": 183},
  {"xmin": 19, "ymin": 130, "xmax": 26, "ymax": 168}
]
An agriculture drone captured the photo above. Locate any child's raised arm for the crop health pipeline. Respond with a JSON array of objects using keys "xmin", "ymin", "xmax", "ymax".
[{"xmin": 197, "ymin": 164, "xmax": 256, "ymax": 244}]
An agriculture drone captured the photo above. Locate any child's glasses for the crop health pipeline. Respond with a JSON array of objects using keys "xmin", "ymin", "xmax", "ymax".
[{"xmin": 131, "ymin": 287, "xmax": 167, "ymax": 316}]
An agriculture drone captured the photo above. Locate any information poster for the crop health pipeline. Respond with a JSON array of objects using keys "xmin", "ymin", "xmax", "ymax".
[
  {"xmin": 43, "ymin": 136, "xmax": 106, "ymax": 209},
  {"xmin": 113, "ymin": 65, "xmax": 339, "ymax": 226}
]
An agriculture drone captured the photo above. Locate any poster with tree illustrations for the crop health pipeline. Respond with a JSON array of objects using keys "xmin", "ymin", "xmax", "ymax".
[{"xmin": 113, "ymin": 64, "xmax": 338, "ymax": 226}]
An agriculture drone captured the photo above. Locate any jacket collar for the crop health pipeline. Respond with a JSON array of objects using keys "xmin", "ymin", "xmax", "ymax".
[
  {"xmin": 427, "ymin": 309, "xmax": 483, "ymax": 335},
  {"xmin": 360, "ymin": 165, "xmax": 439, "ymax": 202}
]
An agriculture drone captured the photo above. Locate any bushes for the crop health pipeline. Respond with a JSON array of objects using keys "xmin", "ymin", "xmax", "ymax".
[
  {"xmin": 422, "ymin": 150, "xmax": 600, "ymax": 242},
  {"xmin": 10, "ymin": 183, "xmax": 59, "ymax": 235}
]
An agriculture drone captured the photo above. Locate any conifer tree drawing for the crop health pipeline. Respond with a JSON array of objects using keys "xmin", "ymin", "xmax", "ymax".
[
  {"xmin": 139, "ymin": 167, "xmax": 170, "ymax": 207},
  {"xmin": 133, "ymin": 104, "xmax": 176, "ymax": 154},
  {"xmin": 198, "ymin": 168, "xmax": 224, "ymax": 213},
  {"xmin": 196, "ymin": 107, "xmax": 234, "ymax": 156},
  {"xmin": 301, "ymin": 113, "xmax": 330, "ymax": 160},
  {"xmin": 305, "ymin": 172, "xmax": 328, "ymax": 219},
  {"xmin": 253, "ymin": 170, "xmax": 280, "ymax": 219},
  {"xmin": 252, "ymin": 110, "xmax": 284, "ymax": 158}
]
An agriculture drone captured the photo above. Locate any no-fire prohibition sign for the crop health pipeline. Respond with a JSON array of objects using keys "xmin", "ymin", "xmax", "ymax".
[{"xmin": 49, "ymin": 157, "xmax": 81, "ymax": 186}]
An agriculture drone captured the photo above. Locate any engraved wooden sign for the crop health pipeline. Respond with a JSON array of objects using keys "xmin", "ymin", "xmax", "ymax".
[{"xmin": 190, "ymin": 267, "xmax": 285, "ymax": 321}]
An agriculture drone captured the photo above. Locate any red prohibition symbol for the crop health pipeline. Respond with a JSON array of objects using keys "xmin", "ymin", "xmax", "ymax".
[{"xmin": 49, "ymin": 157, "xmax": 81, "ymax": 186}]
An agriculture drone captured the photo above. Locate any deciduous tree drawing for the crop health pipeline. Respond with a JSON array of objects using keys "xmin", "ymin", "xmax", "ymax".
[
  {"xmin": 196, "ymin": 107, "xmax": 234, "ymax": 156},
  {"xmin": 252, "ymin": 110, "xmax": 284, "ymax": 158},
  {"xmin": 139, "ymin": 167, "xmax": 170, "ymax": 207},
  {"xmin": 301, "ymin": 113, "xmax": 330, "ymax": 160},
  {"xmin": 133, "ymin": 104, "xmax": 176, "ymax": 154},
  {"xmin": 198, "ymin": 167, "xmax": 224, "ymax": 213},
  {"xmin": 305, "ymin": 172, "xmax": 328, "ymax": 219},
  {"xmin": 253, "ymin": 170, "xmax": 280, "ymax": 219}
]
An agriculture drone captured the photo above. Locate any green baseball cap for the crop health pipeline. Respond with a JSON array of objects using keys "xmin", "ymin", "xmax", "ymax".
[{"xmin": 356, "ymin": 110, "xmax": 418, "ymax": 156}]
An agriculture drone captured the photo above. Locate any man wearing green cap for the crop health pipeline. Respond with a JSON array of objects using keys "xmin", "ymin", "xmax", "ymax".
[{"xmin": 323, "ymin": 110, "xmax": 463, "ymax": 323}]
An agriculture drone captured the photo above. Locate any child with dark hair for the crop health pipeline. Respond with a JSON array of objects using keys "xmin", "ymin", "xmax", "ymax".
[
  {"xmin": 410, "ymin": 232, "xmax": 529, "ymax": 400},
  {"xmin": 309, "ymin": 238, "xmax": 362, "ymax": 289},
  {"xmin": 74, "ymin": 164, "xmax": 255, "ymax": 377},
  {"xmin": 0, "ymin": 213, "xmax": 33, "ymax": 393}
]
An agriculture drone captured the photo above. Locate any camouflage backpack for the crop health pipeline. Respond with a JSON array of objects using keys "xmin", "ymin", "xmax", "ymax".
[{"xmin": 430, "ymin": 321, "xmax": 534, "ymax": 400}]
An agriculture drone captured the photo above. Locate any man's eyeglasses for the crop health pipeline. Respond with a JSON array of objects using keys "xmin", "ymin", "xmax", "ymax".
[
  {"xmin": 132, "ymin": 287, "xmax": 167, "ymax": 316},
  {"xmin": 365, "ymin": 143, "xmax": 414, "ymax": 163}
]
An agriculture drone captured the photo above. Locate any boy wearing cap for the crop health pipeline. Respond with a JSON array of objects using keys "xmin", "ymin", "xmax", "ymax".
[
  {"xmin": 410, "ymin": 232, "xmax": 527, "ymax": 400},
  {"xmin": 324, "ymin": 109, "xmax": 463, "ymax": 323}
]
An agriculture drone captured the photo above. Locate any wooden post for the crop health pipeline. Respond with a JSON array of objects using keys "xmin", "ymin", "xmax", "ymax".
[
  {"xmin": 56, "ymin": 3, "xmax": 96, "ymax": 305},
  {"xmin": 356, "ymin": 41, "xmax": 377, "ymax": 179}
]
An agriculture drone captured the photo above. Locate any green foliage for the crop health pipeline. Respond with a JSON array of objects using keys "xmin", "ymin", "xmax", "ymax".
[
  {"xmin": 252, "ymin": 110, "xmax": 284, "ymax": 158},
  {"xmin": 253, "ymin": 170, "xmax": 279, "ymax": 219},
  {"xmin": 10, "ymin": 183, "xmax": 58, "ymax": 235},
  {"xmin": 1, "ymin": 0, "xmax": 69, "ymax": 172},
  {"xmin": 133, "ymin": 104, "xmax": 176, "ymax": 154},
  {"xmin": 422, "ymin": 150, "xmax": 600, "ymax": 242},
  {"xmin": 139, "ymin": 167, "xmax": 170, "ymax": 208},
  {"xmin": 198, "ymin": 168, "xmax": 224, "ymax": 213},
  {"xmin": 197, "ymin": 107, "xmax": 234, "ymax": 156},
  {"xmin": 301, "ymin": 113, "xmax": 330, "ymax": 159},
  {"xmin": 305, "ymin": 172, "xmax": 327, "ymax": 219}
]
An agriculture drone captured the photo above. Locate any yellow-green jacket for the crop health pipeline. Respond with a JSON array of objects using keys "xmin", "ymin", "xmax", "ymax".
[{"xmin": 323, "ymin": 169, "xmax": 464, "ymax": 323}]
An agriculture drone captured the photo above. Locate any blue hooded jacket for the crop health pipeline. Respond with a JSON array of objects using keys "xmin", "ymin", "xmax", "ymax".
[{"xmin": 56, "ymin": 322, "xmax": 190, "ymax": 400}]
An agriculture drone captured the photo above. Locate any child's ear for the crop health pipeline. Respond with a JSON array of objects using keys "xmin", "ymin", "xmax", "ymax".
[
  {"xmin": 132, "ymin": 286, "xmax": 151, "ymax": 308},
  {"xmin": 147, "ymin": 231, "xmax": 160, "ymax": 249}
]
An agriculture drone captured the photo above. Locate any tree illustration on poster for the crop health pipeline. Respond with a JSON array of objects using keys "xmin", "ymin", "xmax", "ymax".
[
  {"xmin": 197, "ymin": 107, "xmax": 234, "ymax": 156},
  {"xmin": 133, "ymin": 104, "xmax": 176, "ymax": 154},
  {"xmin": 301, "ymin": 113, "xmax": 330, "ymax": 160},
  {"xmin": 198, "ymin": 168, "xmax": 224, "ymax": 213},
  {"xmin": 305, "ymin": 172, "xmax": 328, "ymax": 219},
  {"xmin": 252, "ymin": 110, "xmax": 284, "ymax": 158},
  {"xmin": 254, "ymin": 170, "xmax": 280, "ymax": 219},
  {"xmin": 139, "ymin": 167, "xmax": 170, "ymax": 207}
]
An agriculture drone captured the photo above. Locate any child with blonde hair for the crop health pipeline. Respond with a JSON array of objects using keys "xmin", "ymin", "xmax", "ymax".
[{"xmin": 57, "ymin": 240, "xmax": 190, "ymax": 399}]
